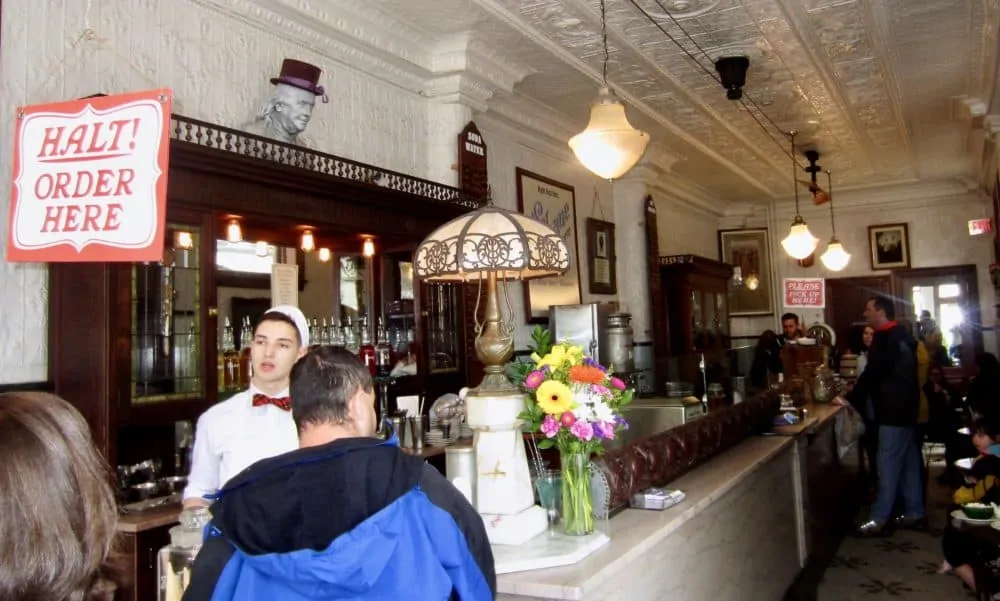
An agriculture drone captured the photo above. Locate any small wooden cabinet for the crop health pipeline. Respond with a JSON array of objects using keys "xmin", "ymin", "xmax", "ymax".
[
  {"xmin": 116, "ymin": 523, "xmax": 173, "ymax": 601},
  {"xmin": 656, "ymin": 255, "xmax": 733, "ymax": 392}
]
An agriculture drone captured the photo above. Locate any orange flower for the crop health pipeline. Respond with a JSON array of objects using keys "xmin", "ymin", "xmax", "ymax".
[{"xmin": 569, "ymin": 365, "xmax": 606, "ymax": 385}]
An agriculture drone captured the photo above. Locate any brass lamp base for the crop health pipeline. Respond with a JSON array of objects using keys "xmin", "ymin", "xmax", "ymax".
[{"xmin": 469, "ymin": 271, "xmax": 517, "ymax": 396}]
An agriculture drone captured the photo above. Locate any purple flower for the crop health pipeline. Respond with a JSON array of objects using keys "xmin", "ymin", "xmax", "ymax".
[
  {"xmin": 541, "ymin": 415, "xmax": 560, "ymax": 438},
  {"xmin": 610, "ymin": 377, "xmax": 626, "ymax": 390},
  {"xmin": 583, "ymin": 357, "xmax": 608, "ymax": 372},
  {"xmin": 616, "ymin": 415, "xmax": 630, "ymax": 431},
  {"xmin": 524, "ymin": 370, "xmax": 546, "ymax": 390},
  {"xmin": 570, "ymin": 420, "xmax": 594, "ymax": 442},
  {"xmin": 594, "ymin": 421, "xmax": 616, "ymax": 441}
]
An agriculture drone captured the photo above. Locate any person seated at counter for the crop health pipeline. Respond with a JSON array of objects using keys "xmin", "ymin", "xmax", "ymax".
[
  {"xmin": 0, "ymin": 392, "xmax": 125, "ymax": 601},
  {"xmin": 183, "ymin": 305, "xmax": 310, "ymax": 507},
  {"xmin": 939, "ymin": 418, "xmax": 1000, "ymax": 593},
  {"xmin": 750, "ymin": 329, "xmax": 782, "ymax": 389},
  {"xmin": 182, "ymin": 346, "xmax": 495, "ymax": 601},
  {"xmin": 777, "ymin": 312, "xmax": 804, "ymax": 346}
]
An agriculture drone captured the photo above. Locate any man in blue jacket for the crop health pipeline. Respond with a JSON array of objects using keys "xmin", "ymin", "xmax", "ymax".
[
  {"xmin": 836, "ymin": 294, "xmax": 924, "ymax": 537},
  {"xmin": 183, "ymin": 346, "xmax": 495, "ymax": 601}
]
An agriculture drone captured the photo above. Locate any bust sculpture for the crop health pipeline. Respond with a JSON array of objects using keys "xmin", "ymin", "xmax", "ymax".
[{"xmin": 244, "ymin": 59, "xmax": 328, "ymax": 145}]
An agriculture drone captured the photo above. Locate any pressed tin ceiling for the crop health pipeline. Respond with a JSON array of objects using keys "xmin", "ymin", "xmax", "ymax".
[{"xmin": 241, "ymin": 0, "xmax": 1000, "ymax": 204}]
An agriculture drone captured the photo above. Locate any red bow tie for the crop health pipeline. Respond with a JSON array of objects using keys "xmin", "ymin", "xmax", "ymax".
[{"xmin": 252, "ymin": 393, "xmax": 292, "ymax": 412}]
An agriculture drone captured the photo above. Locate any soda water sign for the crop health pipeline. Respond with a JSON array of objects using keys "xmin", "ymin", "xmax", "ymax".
[
  {"xmin": 6, "ymin": 89, "xmax": 172, "ymax": 262},
  {"xmin": 783, "ymin": 277, "xmax": 826, "ymax": 309}
]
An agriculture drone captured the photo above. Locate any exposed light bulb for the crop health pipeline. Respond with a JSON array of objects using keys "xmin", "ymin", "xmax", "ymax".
[
  {"xmin": 781, "ymin": 217, "xmax": 819, "ymax": 260},
  {"xmin": 568, "ymin": 87, "xmax": 651, "ymax": 180},
  {"xmin": 820, "ymin": 239, "xmax": 851, "ymax": 271},
  {"xmin": 300, "ymin": 229, "xmax": 315, "ymax": 252},
  {"xmin": 745, "ymin": 273, "xmax": 760, "ymax": 291},
  {"xmin": 318, "ymin": 247, "xmax": 331, "ymax": 262},
  {"xmin": 225, "ymin": 219, "xmax": 242, "ymax": 243},
  {"xmin": 173, "ymin": 231, "xmax": 194, "ymax": 250}
]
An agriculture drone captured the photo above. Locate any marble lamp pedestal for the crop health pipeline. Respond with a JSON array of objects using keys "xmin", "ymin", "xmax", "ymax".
[{"xmin": 467, "ymin": 389, "xmax": 548, "ymax": 546}]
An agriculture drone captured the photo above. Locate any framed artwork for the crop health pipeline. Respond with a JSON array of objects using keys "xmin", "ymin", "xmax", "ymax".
[
  {"xmin": 515, "ymin": 168, "xmax": 581, "ymax": 323},
  {"xmin": 718, "ymin": 228, "xmax": 774, "ymax": 316},
  {"xmin": 585, "ymin": 218, "xmax": 617, "ymax": 295},
  {"xmin": 868, "ymin": 223, "xmax": 910, "ymax": 270}
]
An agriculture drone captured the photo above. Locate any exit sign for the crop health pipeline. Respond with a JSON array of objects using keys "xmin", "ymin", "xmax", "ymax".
[{"xmin": 969, "ymin": 218, "xmax": 993, "ymax": 236}]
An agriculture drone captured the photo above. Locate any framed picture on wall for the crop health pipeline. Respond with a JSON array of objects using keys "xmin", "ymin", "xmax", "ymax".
[
  {"xmin": 585, "ymin": 218, "xmax": 617, "ymax": 295},
  {"xmin": 718, "ymin": 228, "xmax": 774, "ymax": 316},
  {"xmin": 515, "ymin": 168, "xmax": 581, "ymax": 323},
  {"xmin": 868, "ymin": 223, "xmax": 910, "ymax": 270}
]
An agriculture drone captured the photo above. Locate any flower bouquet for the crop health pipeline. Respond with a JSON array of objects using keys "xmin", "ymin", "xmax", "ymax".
[{"xmin": 517, "ymin": 335, "xmax": 633, "ymax": 535}]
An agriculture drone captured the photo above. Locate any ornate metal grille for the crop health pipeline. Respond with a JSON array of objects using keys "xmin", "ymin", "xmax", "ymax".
[{"xmin": 169, "ymin": 114, "xmax": 480, "ymax": 210}]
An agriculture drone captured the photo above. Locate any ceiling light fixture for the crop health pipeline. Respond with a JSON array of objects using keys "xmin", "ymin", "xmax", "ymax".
[
  {"xmin": 225, "ymin": 219, "xmax": 242, "ymax": 243},
  {"xmin": 300, "ymin": 229, "xmax": 315, "ymax": 252},
  {"xmin": 780, "ymin": 131, "xmax": 819, "ymax": 260},
  {"xmin": 569, "ymin": 0, "xmax": 650, "ymax": 181},
  {"xmin": 318, "ymin": 248, "xmax": 332, "ymax": 262},
  {"xmin": 819, "ymin": 170, "xmax": 850, "ymax": 271}
]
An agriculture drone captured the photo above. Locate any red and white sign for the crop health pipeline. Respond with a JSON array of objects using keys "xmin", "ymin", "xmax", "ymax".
[
  {"xmin": 784, "ymin": 277, "xmax": 826, "ymax": 309},
  {"xmin": 6, "ymin": 89, "xmax": 172, "ymax": 262},
  {"xmin": 969, "ymin": 218, "xmax": 993, "ymax": 236}
]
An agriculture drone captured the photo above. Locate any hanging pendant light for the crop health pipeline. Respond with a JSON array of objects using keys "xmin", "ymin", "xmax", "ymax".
[
  {"xmin": 781, "ymin": 131, "xmax": 819, "ymax": 259},
  {"xmin": 819, "ymin": 170, "xmax": 850, "ymax": 271},
  {"xmin": 568, "ymin": 0, "xmax": 650, "ymax": 181}
]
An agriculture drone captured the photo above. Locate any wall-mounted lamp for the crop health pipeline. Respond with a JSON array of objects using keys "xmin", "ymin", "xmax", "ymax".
[
  {"xmin": 300, "ymin": 229, "xmax": 316, "ymax": 252},
  {"xmin": 226, "ymin": 219, "xmax": 242, "ymax": 243},
  {"xmin": 731, "ymin": 265, "xmax": 744, "ymax": 288},
  {"xmin": 362, "ymin": 238, "xmax": 375, "ymax": 258},
  {"xmin": 173, "ymin": 231, "xmax": 194, "ymax": 250},
  {"xmin": 318, "ymin": 248, "xmax": 332, "ymax": 262}
]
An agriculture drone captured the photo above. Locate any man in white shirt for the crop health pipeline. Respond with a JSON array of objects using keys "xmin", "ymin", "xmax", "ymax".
[{"xmin": 183, "ymin": 305, "xmax": 309, "ymax": 508}]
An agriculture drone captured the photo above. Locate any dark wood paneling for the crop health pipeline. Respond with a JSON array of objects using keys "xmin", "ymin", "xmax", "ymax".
[{"xmin": 824, "ymin": 276, "xmax": 891, "ymax": 353}]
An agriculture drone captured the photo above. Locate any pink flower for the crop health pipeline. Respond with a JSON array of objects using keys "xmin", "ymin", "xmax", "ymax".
[
  {"xmin": 610, "ymin": 377, "xmax": 626, "ymax": 390},
  {"xmin": 524, "ymin": 370, "xmax": 546, "ymax": 390},
  {"xmin": 599, "ymin": 421, "xmax": 616, "ymax": 440},
  {"xmin": 570, "ymin": 420, "xmax": 594, "ymax": 441},
  {"xmin": 591, "ymin": 384, "xmax": 610, "ymax": 396},
  {"xmin": 560, "ymin": 412, "xmax": 576, "ymax": 427},
  {"xmin": 541, "ymin": 415, "xmax": 560, "ymax": 438}
]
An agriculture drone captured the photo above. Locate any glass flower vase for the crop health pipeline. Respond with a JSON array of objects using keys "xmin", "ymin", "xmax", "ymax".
[{"xmin": 560, "ymin": 450, "xmax": 594, "ymax": 536}]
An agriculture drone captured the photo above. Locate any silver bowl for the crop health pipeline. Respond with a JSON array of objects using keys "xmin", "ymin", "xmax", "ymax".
[
  {"xmin": 158, "ymin": 476, "xmax": 188, "ymax": 495},
  {"xmin": 129, "ymin": 481, "xmax": 162, "ymax": 502}
]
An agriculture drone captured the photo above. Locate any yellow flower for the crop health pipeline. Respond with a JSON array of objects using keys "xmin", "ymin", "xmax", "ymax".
[
  {"xmin": 535, "ymin": 346, "xmax": 567, "ymax": 370},
  {"xmin": 536, "ymin": 380, "xmax": 574, "ymax": 415}
]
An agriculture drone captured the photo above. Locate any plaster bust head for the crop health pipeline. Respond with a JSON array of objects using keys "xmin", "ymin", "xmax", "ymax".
[{"xmin": 249, "ymin": 59, "xmax": 328, "ymax": 145}]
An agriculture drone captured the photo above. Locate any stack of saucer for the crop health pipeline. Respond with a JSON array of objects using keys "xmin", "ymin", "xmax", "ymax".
[{"xmin": 425, "ymin": 429, "xmax": 447, "ymax": 446}]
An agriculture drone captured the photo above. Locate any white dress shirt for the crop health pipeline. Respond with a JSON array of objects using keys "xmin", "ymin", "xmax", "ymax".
[{"xmin": 182, "ymin": 385, "xmax": 299, "ymax": 501}]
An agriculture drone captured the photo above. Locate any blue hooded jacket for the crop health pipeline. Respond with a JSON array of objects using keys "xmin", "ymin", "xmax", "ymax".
[{"xmin": 182, "ymin": 436, "xmax": 495, "ymax": 601}]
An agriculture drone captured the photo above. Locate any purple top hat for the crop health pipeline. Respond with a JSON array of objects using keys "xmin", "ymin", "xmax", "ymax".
[{"xmin": 270, "ymin": 59, "xmax": 329, "ymax": 103}]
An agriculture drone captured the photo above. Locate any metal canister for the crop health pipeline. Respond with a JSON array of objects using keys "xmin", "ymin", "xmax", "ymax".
[
  {"xmin": 605, "ymin": 312, "xmax": 635, "ymax": 373},
  {"xmin": 445, "ymin": 445, "xmax": 477, "ymax": 507}
]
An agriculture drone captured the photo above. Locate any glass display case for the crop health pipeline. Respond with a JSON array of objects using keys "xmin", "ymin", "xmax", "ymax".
[{"xmin": 131, "ymin": 222, "xmax": 205, "ymax": 405}]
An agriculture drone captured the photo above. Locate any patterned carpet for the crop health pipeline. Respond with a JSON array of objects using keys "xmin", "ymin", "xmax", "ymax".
[{"xmin": 816, "ymin": 461, "xmax": 976, "ymax": 601}]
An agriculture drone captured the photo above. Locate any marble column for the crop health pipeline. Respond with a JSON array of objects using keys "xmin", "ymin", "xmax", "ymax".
[
  {"xmin": 425, "ymin": 94, "xmax": 475, "ymax": 187},
  {"xmin": 612, "ymin": 163, "xmax": 661, "ymax": 343}
]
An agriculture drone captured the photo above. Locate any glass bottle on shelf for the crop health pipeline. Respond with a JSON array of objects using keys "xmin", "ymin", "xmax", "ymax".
[
  {"xmin": 359, "ymin": 316, "xmax": 376, "ymax": 376},
  {"xmin": 330, "ymin": 319, "xmax": 345, "ymax": 348},
  {"xmin": 216, "ymin": 334, "xmax": 225, "ymax": 394},
  {"xmin": 221, "ymin": 318, "xmax": 240, "ymax": 391},
  {"xmin": 343, "ymin": 317, "xmax": 359, "ymax": 355},
  {"xmin": 375, "ymin": 317, "xmax": 392, "ymax": 378},
  {"xmin": 319, "ymin": 318, "xmax": 331, "ymax": 346},
  {"xmin": 238, "ymin": 316, "xmax": 252, "ymax": 389},
  {"xmin": 309, "ymin": 318, "xmax": 320, "ymax": 348}
]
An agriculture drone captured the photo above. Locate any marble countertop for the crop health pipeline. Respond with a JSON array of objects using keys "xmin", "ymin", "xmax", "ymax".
[
  {"xmin": 772, "ymin": 401, "xmax": 842, "ymax": 436},
  {"xmin": 117, "ymin": 503, "xmax": 182, "ymax": 533},
  {"xmin": 496, "ymin": 434, "xmax": 794, "ymax": 600}
]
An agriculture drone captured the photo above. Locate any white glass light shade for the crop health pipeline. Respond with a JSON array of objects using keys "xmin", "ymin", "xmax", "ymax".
[
  {"xmin": 781, "ymin": 217, "xmax": 819, "ymax": 260},
  {"xmin": 225, "ymin": 219, "xmax": 242, "ymax": 243},
  {"xmin": 173, "ymin": 231, "xmax": 194, "ymax": 250},
  {"xmin": 362, "ymin": 239, "xmax": 375, "ymax": 258},
  {"xmin": 745, "ymin": 273, "xmax": 760, "ymax": 291},
  {"xmin": 300, "ymin": 229, "xmax": 315, "ymax": 252},
  {"xmin": 568, "ymin": 87, "xmax": 650, "ymax": 180},
  {"xmin": 820, "ymin": 238, "xmax": 851, "ymax": 272},
  {"xmin": 414, "ymin": 206, "xmax": 571, "ymax": 281},
  {"xmin": 318, "ymin": 247, "xmax": 332, "ymax": 262}
]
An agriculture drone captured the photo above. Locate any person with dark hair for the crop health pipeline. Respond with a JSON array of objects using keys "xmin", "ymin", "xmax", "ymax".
[
  {"xmin": 967, "ymin": 352, "xmax": 1000, "ymax": 422},
  {"xmin": 0, "ymin": 392, "xmax": 125, "ymax": 601},
  {"xmin": 778, "ymin": 312, "xmax": 802, "ymax": 346},
  {"xmin": 183, "ymin": 347, "xmax": 495, "ymax": 601},
  {"xmin": 183, "ymin": 305, "xmax": 310, "ymax": 507},
  {"xmin": 835, "ymin": 294, "xmax": 925, "ymax": 536},
  {"xmin": 750, "ymin": 329, "xmax": 782, "ymax": 389},
  {"xmin": 939, "ymin": 418, "xmax": 1000, "ymax": 593}
]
